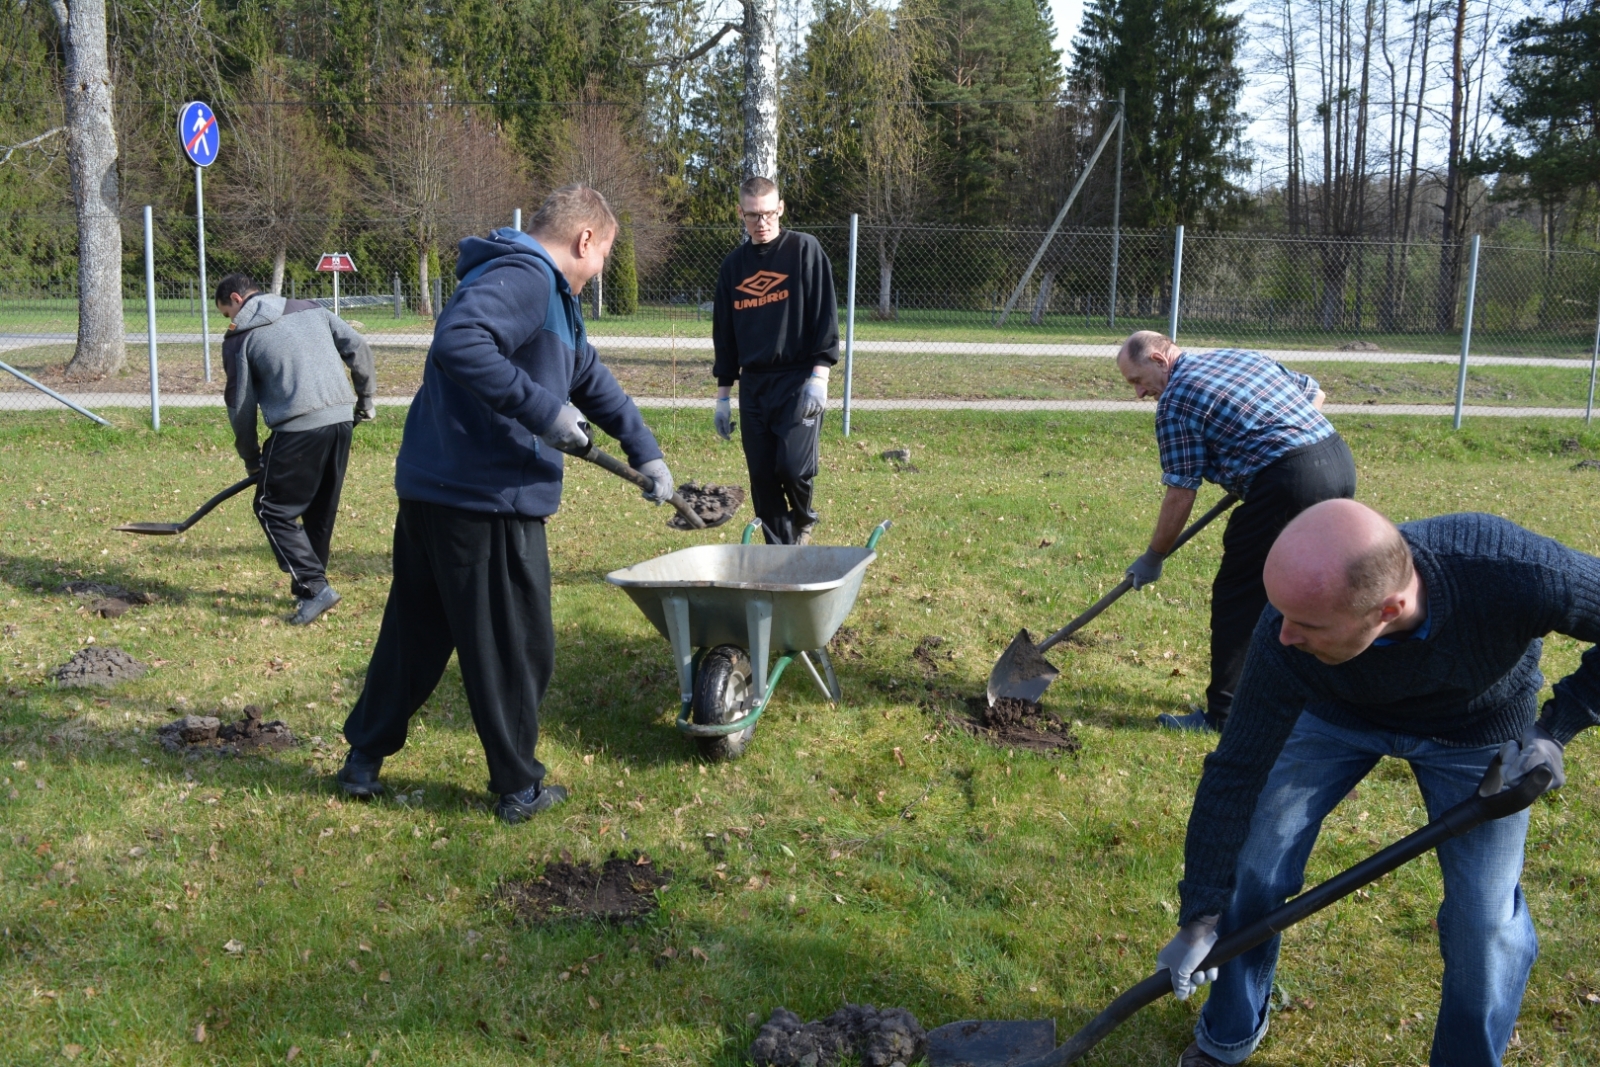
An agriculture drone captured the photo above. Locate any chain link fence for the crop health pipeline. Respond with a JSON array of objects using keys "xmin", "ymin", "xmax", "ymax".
[{"xmin": 4, "ymin": 211, "xmax": 1599, "ymax": 421}]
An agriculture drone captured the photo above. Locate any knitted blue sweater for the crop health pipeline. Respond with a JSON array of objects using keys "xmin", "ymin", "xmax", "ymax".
[{"xmin": 1179, "ymin": 512, "xmax": 1600, "ymax": 923}]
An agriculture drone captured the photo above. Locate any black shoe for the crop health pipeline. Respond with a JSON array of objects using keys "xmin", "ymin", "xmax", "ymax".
[
  {"xmin": 1177, "ymin": 1043, "xmax": 1230, "ymax": 1067},
  {"xmin": 496, "ymin": 782, "xmax": 569, "ymax": 824},
  {"xmin": 337, "ymin": 749, "xmax": 384, "ymax": 797},
  {"xmin": 1157, "ymin": 707, "xmax": 1222, "ymax": 734},
  {"xmin": 289, "ymin": 586, "xmax": 341, "ymax": 626}
]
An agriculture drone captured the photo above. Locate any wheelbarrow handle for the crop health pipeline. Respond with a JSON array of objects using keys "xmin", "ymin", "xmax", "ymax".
[
  {"xmin": 558, "ymin": 438, "xmax": 707, "ymax": 530},
  {"xmin": 1035, "ymin": 493, "xmax": 1238, "ymax": 656},
  {"xmin": 1015, "ymin": 761, "xmax": 1554, "ymax": 1067}
]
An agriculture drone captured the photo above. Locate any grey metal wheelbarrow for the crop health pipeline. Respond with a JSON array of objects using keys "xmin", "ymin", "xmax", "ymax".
[{"xmin": 606, "ymin": 518, "xmax": 891, "ymax": 759}]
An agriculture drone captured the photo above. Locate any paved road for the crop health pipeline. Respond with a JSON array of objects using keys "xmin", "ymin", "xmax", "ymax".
[
  {"xmin": 3, "ymin": 391, "xmax": 1593, "ymax": 420},
  {"xmin": 4, "ymin": 331, "xmax": 1596, "ymax": 369}
]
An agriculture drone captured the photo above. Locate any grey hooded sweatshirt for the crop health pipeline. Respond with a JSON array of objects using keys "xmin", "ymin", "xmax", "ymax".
[{"xmin": 222, "ymin": 295, "xmax": 376, "ymax": 467}]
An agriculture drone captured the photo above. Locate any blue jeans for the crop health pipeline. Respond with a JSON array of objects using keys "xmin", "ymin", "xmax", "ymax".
[{"xmin": 1195, "ymin": 713, "xmax": 1537, "ymax": 1067}]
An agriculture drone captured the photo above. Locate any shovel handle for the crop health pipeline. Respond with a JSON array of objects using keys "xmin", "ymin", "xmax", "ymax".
[
  {"xmin": 181, "ymin": 473, "xmax": 260, "ymax": 531},
  {"xmin": 560, "ymin": 439, "xmax": 707, "ymax": 530},
  {"xmin": 1018, "ymin": 762, "xmax": 1554, "ymax": 1067},
  {"xmin": 1035, "ymin": 493, "xmax": 1239, "ymax": 655}
]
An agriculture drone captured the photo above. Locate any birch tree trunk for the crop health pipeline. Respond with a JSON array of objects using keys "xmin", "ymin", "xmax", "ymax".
[
  {"xmin": 418, "ymin": 244, "xmax": 434, "ymax": 318},
  {"xmin": 741, "ymin": 0, "xmax": 779, "ymax": 181},
  {"xmin": 270, "ymin": 246, "xmax": 287, "ymax": 296},
  {"xmin": 51, "ymin": 0, "xmax": 124, "ymax": 379}
]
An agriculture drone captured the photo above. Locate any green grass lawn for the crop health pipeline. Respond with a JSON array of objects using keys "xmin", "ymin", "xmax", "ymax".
[{"xmin": 1, "ymin": 411, "xmax": 1598, "ymax": 1066}]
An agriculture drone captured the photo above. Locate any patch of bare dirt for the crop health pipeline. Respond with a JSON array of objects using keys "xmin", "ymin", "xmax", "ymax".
[
  {"xmin": 829, "ymin": 625, "xmax": 864, "ymax": 660},
  {"xmin": 156, "ymin": 704, "xmax": 298, "ymax": 755},
  {"xmin": 750, "ymin": 1004, "xmax": 927, "ymax": 1067},
  {"xmin": 64, "ymin": 580, "xmax": 155, "ymax": 619},
  {"xmin": 958, "ymin": 695, "xmax": 1082, "ymax": 756},
  {"xmin": 668, "ymin": 481, "xmax": 746, "ymax": 529},
  {"xmin": 912, "ymin": 635, "xmax": 953, "ymax": 676},
  {"xmin": 53, "ymin": 646, "xmax": 147, "ymax": 687},
  {"xmin": 498, "ymin": 853, "xmax": 671, "ymax": 924}
]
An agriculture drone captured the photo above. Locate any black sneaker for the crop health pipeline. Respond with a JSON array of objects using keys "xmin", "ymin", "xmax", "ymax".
[
  {"xmin": 337, "ymin": 749, "xmax": 384, "ymax": 797},
  {"xmin": 289, "ymin": 586, "xmax": 341, "ymax": 626},
  {"xmin": 496, "ymin": 782, "xmax": 569, "ymax": 824},
  {"xmin": 1177, "ymin": 1043, "xmax": 1230, "ymax": 1067}
]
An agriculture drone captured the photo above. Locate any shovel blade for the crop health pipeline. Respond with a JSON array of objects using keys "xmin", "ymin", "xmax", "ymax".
[
  {"xmin": 115, "ymin": 522, "xmax": 184, "ymax": 535},
  {"xmin": 986, "ymin": 629, "xmax": 1060, "ymax": 705},
  {"xmin": 927, "ymin": 1019, "xmax": 1056, "ymax": 1067}
]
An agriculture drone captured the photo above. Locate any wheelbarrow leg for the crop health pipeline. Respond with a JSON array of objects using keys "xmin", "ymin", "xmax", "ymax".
[
  {"xmin": 661, "ymin": 594, "xmax": 695, "ymax": 711},
  {"xmin": 798, "ymin": 650, "xmax": 838, "ymax": 705},
  {"xmin": 816, "ymin": 646, "xmax": 841, "ymax": 702},
  {"xmin": 745, "ymin": 597, "xmax": 773, "ymax": 706}
]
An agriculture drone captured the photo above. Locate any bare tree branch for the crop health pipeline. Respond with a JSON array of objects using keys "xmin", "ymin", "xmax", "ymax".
[
  {"xmin": 631, "ymin": 22, "xmax": 740, "ymax": 69},
  {"xmin": 0, "ymin": 127, "xmax": 66, "ymax": 166}
]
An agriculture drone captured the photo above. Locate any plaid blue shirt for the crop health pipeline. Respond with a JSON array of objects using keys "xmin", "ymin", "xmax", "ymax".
[{"xmin": 1155, "ymin": 349, "xmax": 1334, "ymax": 498}]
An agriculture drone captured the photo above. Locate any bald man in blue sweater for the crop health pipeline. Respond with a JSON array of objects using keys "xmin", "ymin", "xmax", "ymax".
[{"xmin": 1162, "ymin": 500, "xmax": 1596, "ymax": 1067}]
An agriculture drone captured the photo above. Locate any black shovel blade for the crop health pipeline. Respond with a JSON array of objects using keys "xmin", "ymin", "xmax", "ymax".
[
  {"xmin": 986, "ymin": 629, "xmax": 1060, "ymax": 705},
  {"xmin": 928, "ymin": 1019, "xmax": 1056, "ymax": 1067},
  {"xmin": 114, "ymin": 522, "xmax": 184, "ymax": 535}
]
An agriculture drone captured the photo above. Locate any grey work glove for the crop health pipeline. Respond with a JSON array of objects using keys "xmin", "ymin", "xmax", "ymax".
[
  {"xmin": 1126, "ymin": 548, "xmax": 1164, "ymax": 589},
  {"xmin": 540, "ymin": 403, "xmax": 590, "ymax": 454},
  {"xmin": 800, "ymin": 374, "xmax": 828, "ymax": 419},
  {"xmin": 1481, "ymin": 723, "xmax": 1565, "ymax": 796},
  {"xmin": 1156, "ymin": 915, "xmax": 1220, "ymax": 1001},
  {"xmin": 714, "ymin": 397, "xmax": 735, "ymax": 441},
  {"xmin": 637, "ymin": 458, "xmax": 674, "ymax": 505},
  {"xmin": 353, "ymin": 397, "xmax": 376, "ymax": 425}
]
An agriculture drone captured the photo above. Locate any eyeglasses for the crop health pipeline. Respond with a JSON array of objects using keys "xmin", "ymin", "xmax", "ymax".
[{"xmin": 742, "ymin": 210, "xmax": 780, "ymax": 223}]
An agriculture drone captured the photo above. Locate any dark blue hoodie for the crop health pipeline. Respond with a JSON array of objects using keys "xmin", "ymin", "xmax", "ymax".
[{"xmin": 394, "ymin": 229, "xmax": 663, "ymax": 518}]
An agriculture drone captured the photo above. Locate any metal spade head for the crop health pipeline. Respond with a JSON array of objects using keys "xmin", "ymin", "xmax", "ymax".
[
  {"xmin": 986, "ymin": 628, "xmax": 1060, "ymax": 706},
  {"xmin": 114, "ymin": 521, "xmax": 185, "ymax": 535},
  {"xmin": 927, "ymin": 1018, "xmax": 1057, "ymax": 1067}
]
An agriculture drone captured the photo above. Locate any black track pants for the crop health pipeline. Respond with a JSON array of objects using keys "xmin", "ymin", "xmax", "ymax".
[
  {"xmin": 1207, "ymin": 434, "xmax": 1358, "ymax": 724},
  {"xmin": 253, "ymin": 422, "xmax": 352, "ymax": 599},
  {"xmin": 739, "ymin": 368, "xmax": 821, "ymax": 545},
  {"xmin": 342, "ymin": 500, "xmax": 555, "ymax": 795}
]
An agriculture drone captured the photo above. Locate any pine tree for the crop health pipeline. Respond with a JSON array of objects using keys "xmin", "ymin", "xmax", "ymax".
[{"xmin": 1070, "ymin": 0, "xmax": 1247, "ymax": 226}]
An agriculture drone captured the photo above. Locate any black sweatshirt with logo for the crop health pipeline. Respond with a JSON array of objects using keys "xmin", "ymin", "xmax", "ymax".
[{"xmin": 712, "ymin": 229, "xmax": 840, "ymax": 387}]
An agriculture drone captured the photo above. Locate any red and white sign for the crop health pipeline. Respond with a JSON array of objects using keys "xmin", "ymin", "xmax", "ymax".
[{"xmin": 315, "ymin": 253, "xmax": 356, "ymax": 273}]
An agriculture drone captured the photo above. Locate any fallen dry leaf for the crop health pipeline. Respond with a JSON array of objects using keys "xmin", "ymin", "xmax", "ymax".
[
  {"xmin": 431, "ymin": 837, "xmax": 448, "ymax": 850},
  {"xmin": 689, "ymin": 946, "xmax": 709, "ymax": 961},
  {"xmin": 358, "ymin": 941, "xmax": 373, "ymax": 953},
  {"xmin": 193, "ymin": 1023, "xmax": 207, "ymax": 1044},
  {"xmin": 893, "ymin": 746, "xmax": 905, "ymax": 767},
  {"xmin": 378, "ymin": 970, "xmax": 391, "ymax": 983},
  {"xmin": 346, "ymin": 959, "xmax": 362, "ymax": 973},
  {"xmin": 62, "ymin": 1044, "xmax": 84, "ymax": 1061},
  {"xmin": 128, "ymin": 846, "xmax": 147, "ymax": 859},
  {"xmin": 223, "ymin": 939, "xmax": 245, "ymax": 956},
  {"xmin": 587, "ymin": 995, "xmax": 601, "ymax": 1010},
  {"xmin": 286, "ymin": 1046, "xmax": 301, "ymax": 1062}
]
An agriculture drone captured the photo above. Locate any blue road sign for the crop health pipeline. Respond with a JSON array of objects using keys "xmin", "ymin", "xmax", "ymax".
[{"xmin": 178, "ymin": 101, "xmax": 219, "ymax": 167}]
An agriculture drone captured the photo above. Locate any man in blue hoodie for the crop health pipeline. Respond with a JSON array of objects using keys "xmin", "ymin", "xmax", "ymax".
[{"xmin": 338, "ymin": 185, "xmax": 674, "ymax": 823}]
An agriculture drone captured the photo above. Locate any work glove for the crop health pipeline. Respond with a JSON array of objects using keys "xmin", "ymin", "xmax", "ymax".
[
  {"xmin": 353, "ymin": 397, "xmax": 376, "ymax": 425},
  {"xmin": 1125, "ymin": 548, "xmax": 1164, "ymax": 589},
  {"xmin": 637, "ymin": 458, "xmax": 674, "ymax": 505},
  {"xmin": 1481, "ymin": 723, "xmax": 1565, "ymax": 796},
  {"xmin": 714, "ymin": 397, "xmax": 735, "ymax": 441},
  {"xmin": 801, "ymin": 374, "xmax": 828, "ymax": 419},
  {"xmin": 245, "ymin": 463, "xmax": 262, "ymax": 478},
  {"xmin": 540, "ymin": 403, "xmax": 590, "ymax": 454},
  {"xmin": 1156, "ymin": 915, "xmax": 1220, "ymax": 1001}
]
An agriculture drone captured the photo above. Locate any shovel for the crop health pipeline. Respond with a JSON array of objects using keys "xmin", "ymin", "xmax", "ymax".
[
  {"xmin": 115, "ymin": 473, "xmax": 260, "ymax": 535},
  {"xmin": 551, "ymin": 437, "xmax": 727, "ymax": 530},
  {"xmin": 987, "ymin": 493, "xmax": 1239, "ymax": 705},
  {"xmin": 927, "ymin": 758, "xmax": 1556, "ymax": 1067}
]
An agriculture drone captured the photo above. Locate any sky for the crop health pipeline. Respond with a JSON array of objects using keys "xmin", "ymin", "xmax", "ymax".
[{"xmin": 1049, "ymin": 0, "xmax": 1086, "ymax": 58}]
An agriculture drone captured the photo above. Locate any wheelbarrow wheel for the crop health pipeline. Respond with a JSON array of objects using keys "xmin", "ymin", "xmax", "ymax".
[{"xmin": 693, "ymin": 645, "xmax": 755, "ymax": 761}]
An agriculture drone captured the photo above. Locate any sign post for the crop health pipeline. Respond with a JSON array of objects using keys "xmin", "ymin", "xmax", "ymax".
[
  {"xmin": 316, "ymin": 253, "xmax": 357, "ymax": 317},
  {"xmin": 178, "ymin": 101, "xmax": 220, "ymax": 382}
]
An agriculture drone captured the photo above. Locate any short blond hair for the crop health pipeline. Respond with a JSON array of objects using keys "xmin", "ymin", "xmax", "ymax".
[
  {"xmin": 528, "ymin": 184, "xmax": 617, "ymax": 243},
  {"xmin": 740, "ymin": 175, "xmax": 779, "ymax": 200}
]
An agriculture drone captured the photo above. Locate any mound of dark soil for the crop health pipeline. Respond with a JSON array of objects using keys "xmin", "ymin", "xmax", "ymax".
[
  {"xmin": 499, "ymin": 854, "xmax": 671, "ymax": 924},
  {"xmin": 53, "ymin": 646, "xmax": 147, "ymax": 687},
  {"xmin": 156, "ymin": 704, "xmax": 297, "ymax": 755},
  {"xmin": 669, "ymin": 481, "xmax": 747, "ymax": 529},
  {"xmin": 65, "ymin": 581, "xmax": 155, "ymax": 619},
  {"xmin": 1572, "ymin": 459, "xmax": 1600, "ymax": 472},
  {"xmin": 960, "ymin": 695, "xmax": 1082, "ymax": 755},
  {"xmin": 750, "ymin": 1004, "xmax": 927, "ymax": 1067},
  {"xmin": 912, "ymin": 635, "xmax": 953, "ymax": 675}
]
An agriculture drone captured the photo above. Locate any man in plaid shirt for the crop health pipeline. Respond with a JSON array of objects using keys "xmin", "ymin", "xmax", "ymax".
[{"xmin": 1115, "ymin": 331, "xmax": 1357, "ymax": 733}]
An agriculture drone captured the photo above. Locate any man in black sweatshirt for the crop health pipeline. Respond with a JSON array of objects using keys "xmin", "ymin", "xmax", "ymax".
[
  {"xmin": 712, "ymin": 176, "xmax": 839, "ymax": 544},
  {"xmin": 1158, "ymin": 499, "xmax": 1595, "ymax": 1067}
]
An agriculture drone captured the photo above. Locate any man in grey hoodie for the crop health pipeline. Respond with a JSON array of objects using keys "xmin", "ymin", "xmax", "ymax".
[{"xmin": 217, "ymin": 272, "xmax": 377, "ymax": 625}]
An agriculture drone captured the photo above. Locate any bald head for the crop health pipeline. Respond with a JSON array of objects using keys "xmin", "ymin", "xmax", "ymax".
[
  {"xmin": 1264, "ymin": 500, "xmax": 1419, "ymax": 664},
  {"xmin": 1116, "ymin": 331, "xmax": 1180, "ymax": 399},
  {"xmin": 1118, "ymin": 330, "xmax": 1176, "ymax": 366}
]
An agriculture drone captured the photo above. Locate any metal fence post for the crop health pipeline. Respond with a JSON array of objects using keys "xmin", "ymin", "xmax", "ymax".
[
  {"xmin": 1168, "ymin": 224, "xmax": 1185, "ymax": 340},
  {"xmin": 195, "ymin": 165, "xmax": 212, "ymax": 383},
  {"xmin": 1108, "ymin": 88, "xmax": 1124, "ymax": 329},
  {"xmin": 393, "ymin": 272, "xmax": 402, "ymax": 319},
  {"xmin": 1588, "ymin": 289, "xmax": 1600, "ymax": 425},
  {"xmin": 513, "ymin": 208, "xmax": 522, "ymax": 232},
  {"xmin": 594, "ymin": 270, "xmax": 604, "ymax": 319},
  {"xmin": 843, "ymin": 213, "xmax": 858, "ymax": 437},
  {"xmin": 145, "ymin": 205, "xmax": 161, "ymax": 431},
  {"xmin": 1453, "ymin": 234, "xmax": 1481, "ymax": 431}
]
